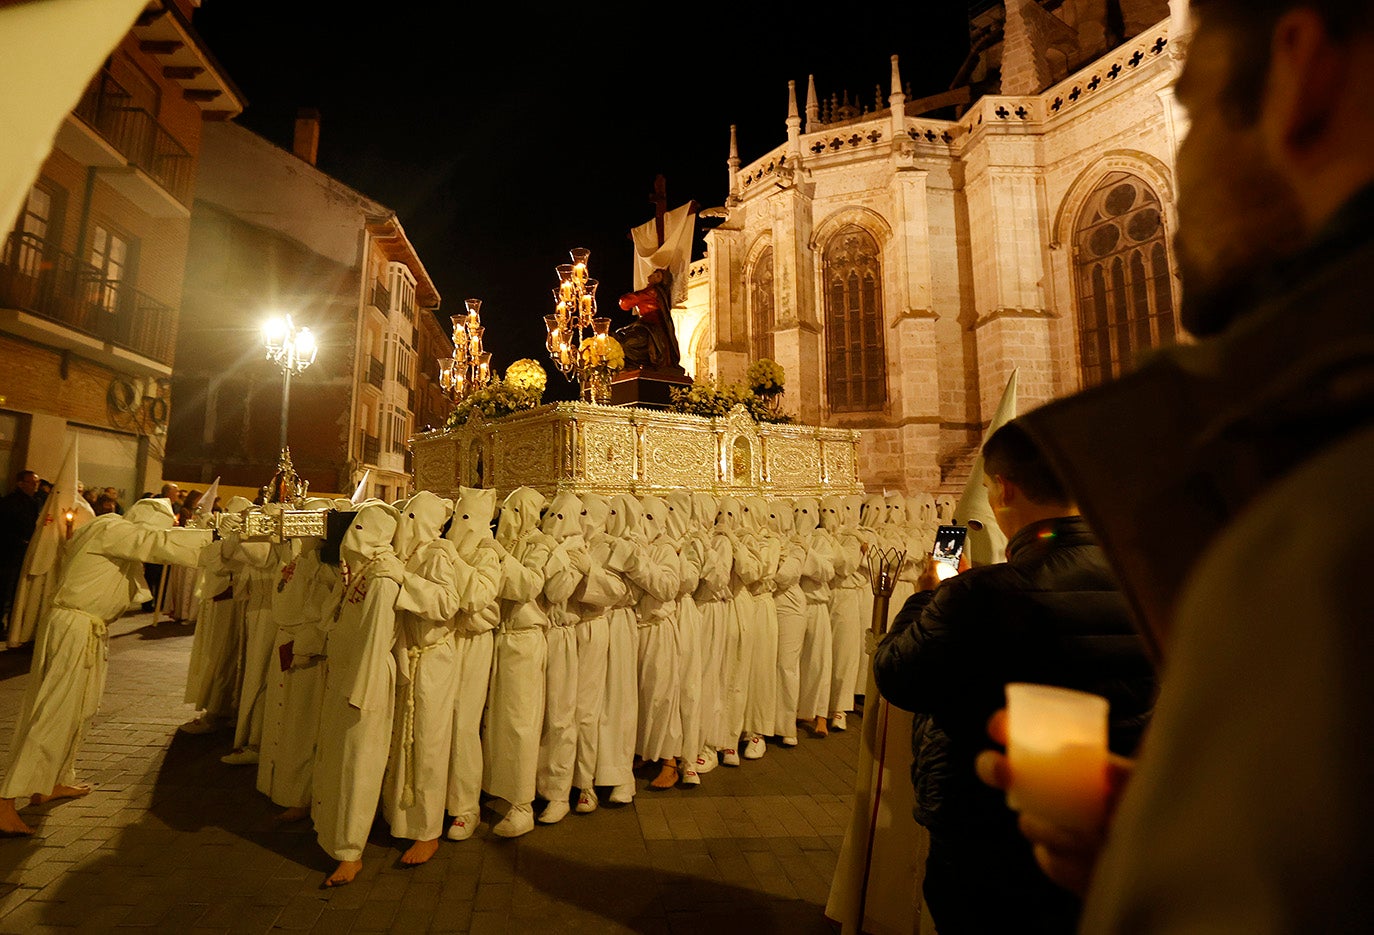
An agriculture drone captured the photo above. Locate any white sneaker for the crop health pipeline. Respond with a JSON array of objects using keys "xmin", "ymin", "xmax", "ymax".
[
  {"xmin": 831, "ymin": 712, "xmax": 848, "ymax": 732},
  {"xmin": 721, "ymin": 748, "xmax": 741, "ymax": 767},
  {"xmin": 178, "ymin": 715, "xmax": 221, "ymax": 735},
  {"xmin": 608, "ymin": 783, "xmax": 635, "ymax": 804},
  {"xmin": 782, "ymin": 735, "xmax": 799, "ymax": 747},
  {"xmin": 743, "ymin": 734, "xmax": 766, "ymax": 760},
  {"xmin": 575, "ymin": 789, "xmax": 598, "ymax": 814},
  {"xmin": 681, "ymin": 768, "xmax": 701, "ymax": 786},
  {"xmin": 492, "ymin": 803, "xmax": 534, "ymax": 838},
  {"xmin": 694, "ymin": 748, "xmax": 718, "ymax": 774},
  {"xmin": 446, "ymin": 812, "xmax": 477, "ymax": 841},
  {"xmin": 537, "ymin": 800, "xmax": 570, "ymax": 825},
  {"xmin": 220, "ymin": 747, "xmax": 258, "ymax": 765}
]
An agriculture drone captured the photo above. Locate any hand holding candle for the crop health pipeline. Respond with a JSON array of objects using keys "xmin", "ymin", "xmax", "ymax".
[{"xmin": 1004, "ymin": 683, "xmax": 1110, "ymax": 834}]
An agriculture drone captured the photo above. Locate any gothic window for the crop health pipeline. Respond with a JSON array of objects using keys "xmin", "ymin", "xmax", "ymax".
[
  {"xmin": 823, "ymin": 226, "xmax": 887, "ymax": 412},
  {"xmin": 1074, "ymin": 172, "xmax": 1177, "ymax": 386},
  {"xmin": 749, "ymin": 246, "xmax": 775, "ymax": 362}
]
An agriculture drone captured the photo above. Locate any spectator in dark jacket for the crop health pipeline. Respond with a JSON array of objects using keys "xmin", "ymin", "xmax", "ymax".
[
  {"xmin": 0, "ymin": 470, "xmax": 41, "ymax": 623},
  {"xmin": 873, "ymin": 420, "xmax": 1155, "ymax": 935}
]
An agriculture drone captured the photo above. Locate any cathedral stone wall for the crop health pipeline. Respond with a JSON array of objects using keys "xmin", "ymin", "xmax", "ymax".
[{"xmin": 692, "ymin": 12, "xmax": 1184, "ymax": 497}]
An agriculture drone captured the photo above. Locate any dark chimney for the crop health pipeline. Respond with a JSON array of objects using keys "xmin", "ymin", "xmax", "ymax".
[{"xmin": 293, "ymin": 107, "xmax": 320, "ymax": 165}]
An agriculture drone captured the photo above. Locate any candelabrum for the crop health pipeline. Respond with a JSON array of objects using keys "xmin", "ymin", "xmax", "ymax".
[
  {"xmin": 261, "ymin": 313, "xmax": 318, "ymax": 455},
  {"xmin": 545, "ymin": 247, "xmax": 615, "ymax": 403},
  {"xmin": 438, "ymin": 298, "xmax": 492, "ymax": 402},
  {"xmin": 865, "ymin": 546, "xmax": 908, "ymax": 636}
]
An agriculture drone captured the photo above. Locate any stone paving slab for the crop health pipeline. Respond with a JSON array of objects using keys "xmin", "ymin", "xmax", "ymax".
[{"xmin": 0, "ymin": 612, "xmax": 864, "ymax": 933}]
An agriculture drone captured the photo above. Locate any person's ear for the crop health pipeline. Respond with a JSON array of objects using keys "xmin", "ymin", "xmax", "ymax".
[{"xmin": 1261, "ymin": 9, "xmax": 1347, "ymax": 166}]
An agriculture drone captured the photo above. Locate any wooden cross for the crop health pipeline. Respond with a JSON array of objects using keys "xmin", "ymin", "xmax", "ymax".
[{"xmin": 650, "ymin": 174, "xmax": 668, "ymax": 247}]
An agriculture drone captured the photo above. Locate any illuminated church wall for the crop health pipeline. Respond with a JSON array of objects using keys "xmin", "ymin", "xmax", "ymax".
[{"xmin": 688, "ymin": 4, "xmax": 1186, "ymax": 496}]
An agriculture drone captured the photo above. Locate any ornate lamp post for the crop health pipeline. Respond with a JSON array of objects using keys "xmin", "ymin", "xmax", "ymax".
[
  {"xmin": 261, "ymin": 314, "xmax": 317, "ymax": 453},
  {"xmin": 438, "ymin": 297, "xmax": 492, "ymax": 402},
  {"xmin": 545, "ymin": 247, "xmax": 615, "ymax": 402}
]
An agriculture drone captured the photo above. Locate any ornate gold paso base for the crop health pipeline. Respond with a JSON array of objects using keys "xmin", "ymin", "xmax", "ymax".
[
  {"xmin": 411, "ymin": 402, "xmax": 862, "ymax": 500},
  {"xmin": 609, "ymin": 369, "xmax": 693, "ymax": 409}
]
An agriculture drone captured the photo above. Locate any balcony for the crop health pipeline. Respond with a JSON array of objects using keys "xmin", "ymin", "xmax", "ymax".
[
  {"xmin": 371, "ymin": 280, "xmax": 391, "ymax": 314},
  {"xmin": 365, "ymin": 356, "xmax": 385, "ymax": 389},
  {"xmin": 58, "ymin": 69, "xmax": 194, "ymax": 217},
  {"xmin": 0, "ymin": 232, "xmax": 175, "ymax": 373},
  {"xmin": 361, "ymin": 432, "xmax": 380, "ymax": 465}
]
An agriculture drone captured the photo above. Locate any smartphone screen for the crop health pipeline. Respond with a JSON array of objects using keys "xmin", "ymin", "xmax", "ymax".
[{"xmin": 932, "ymin": 524, "xmax": 968, "ymax": 567}]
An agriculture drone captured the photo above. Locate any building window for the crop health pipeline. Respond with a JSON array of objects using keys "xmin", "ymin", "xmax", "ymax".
[
  {"xmin": 89, "ymin": 223, "xmax": 132, "ymax": 314},
  {"xmin": 11, "ymin": 182, "xmax": 60, "ymax": 276},
  {"xmin": 749, "ymin": 246, "xmax": 775, "ymax": 362},
  {"xmin": 1074, "ymin": 172, "xmax": 1178, "ymax": 386},
  {"xmin": 823, "ymin": 226, "xmax": 887, "ymax": 413}
]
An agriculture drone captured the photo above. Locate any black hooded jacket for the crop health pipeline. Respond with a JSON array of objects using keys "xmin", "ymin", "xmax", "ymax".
[{"xmin": 873, "ymin": 516, "xmax": 1155, "ymax": 835}]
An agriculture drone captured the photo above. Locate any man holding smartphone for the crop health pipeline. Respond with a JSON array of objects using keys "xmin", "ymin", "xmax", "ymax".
[{"xmin": 871, "ymin": 421, "xmax": 1155, "ymax": 934}]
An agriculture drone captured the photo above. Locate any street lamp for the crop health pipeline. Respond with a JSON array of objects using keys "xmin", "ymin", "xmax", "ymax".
[{"xmin": 261, "ymin": 314, "xmax": 317, "ymax": 453}]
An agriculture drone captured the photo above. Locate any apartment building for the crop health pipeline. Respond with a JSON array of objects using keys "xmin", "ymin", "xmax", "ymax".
[
  {"xmin": 164, "ymin": 116, "xmax": 445, "ymax": 501},
  {"xmin": 0, "ymin": 0, "xmax": 242, "ymax": 503}
]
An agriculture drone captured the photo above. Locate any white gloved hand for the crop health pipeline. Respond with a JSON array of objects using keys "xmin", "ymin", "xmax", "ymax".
[
  {"xmin": 864, "ymin": 629, "xmax": 882, "ymax": 657},
  {"xmin": 370, "ymin": 552, "xmax": 407, "ymax": 584}
]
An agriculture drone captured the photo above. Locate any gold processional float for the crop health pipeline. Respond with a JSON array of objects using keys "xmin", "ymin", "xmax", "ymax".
[{"xmin": 234, "ymin": 243, "xmax": 864, "ymax": 544}]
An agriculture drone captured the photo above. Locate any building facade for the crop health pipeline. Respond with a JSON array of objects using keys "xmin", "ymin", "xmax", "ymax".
[
  {"xmin": 683, "ymin": 0, "xmax": 1188, "ymax": 495},
  {"xmin": 0, "ymin": 0, "xmax": 242, "ymax": 504},
  {"xmin": 164, "ymin": 117, "xmax": 445, "ymax": 501}
]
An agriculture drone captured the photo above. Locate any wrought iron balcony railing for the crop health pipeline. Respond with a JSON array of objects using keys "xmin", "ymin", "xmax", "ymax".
[
  {"xmin": 0, "ymin": 232, "xmax": 176, "ymax": 365},
  {"xmin": 361, "ymin": 432, "xmax": 380, "ymax": 464},
  {"xmin": 371, "ymin": 280, "xmax": 391, "ymax": 313},
  {"xmin": 73, "ymin": 69, "xmax": 194, "ymax": 206},
  {"xmin": 366, "ymin": 356, "xmax": 385, "ymax": 388}
]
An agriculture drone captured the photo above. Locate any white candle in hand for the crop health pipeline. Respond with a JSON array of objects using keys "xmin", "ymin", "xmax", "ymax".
[{"xmin": 1005, "ymin": 683, "xmax": 1109, "ymax": 833}]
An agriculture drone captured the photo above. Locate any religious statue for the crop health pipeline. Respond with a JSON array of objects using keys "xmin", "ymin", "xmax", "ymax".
[{"xmin": 615, "ymin": 268, "xmax": 685, "ymax": 376}]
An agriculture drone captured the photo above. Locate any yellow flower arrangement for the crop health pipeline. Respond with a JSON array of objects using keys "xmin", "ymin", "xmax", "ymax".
[
  {"xmin": 746, "ymin": 358, "xmax": 786, "ymax": 395},
  {"xmin": 579, "ymin": 335, "xmax": 625, "ymax": 371},
  {"xmin": 504, "ymin": 358, "xmax": 547, "ymax": 395}
]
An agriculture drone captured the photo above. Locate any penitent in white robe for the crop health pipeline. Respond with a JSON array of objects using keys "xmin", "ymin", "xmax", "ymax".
[
  {"xmin": 534, "ymin": 493, "xmax": 586, "ymax": 809},
  {"xmin": 742, "ymin": 497, "xmax": 781, "ymax": 741},
  {"xmin": 768, "ymin": 502, "xmax": 807, "ymax": 740},
  {"xmin": 257, "ymin": 538, "xmax": 337, "ymax": 810},
  {"xmin": 794, "ymin": 499, "xmax": 838, "ymax": 722},
  {"xmin": 312, "ymin": 502, "xmax": 402, "ymax": 863},
  {"xmin": 230, "ymin": 536, "xmax": 285, "ymax": 752},
  {"xmin": 691, "ymin": 495, "xmax": 731, "ymax": 764},
  {"xmin": 443, "ymin": 516, "xmax": 501, "ymax": 826},
  {"xmin": 384, "ymin": 538, "xmax": 469, "ymax": 842},
  {"xmin": 665, "ymin": 491, "xmax": 704, "ymax": 763},
  {"xmin": 483, "ymin": 487, "xmax": 552, "ymax": 809},
  {"xmin": 630, "ymin": 496, "xmax": 683, "ymax": 764},
  {"xmin": 594, "ymin": 493, "xmax": 641, "ymax": 790},
  {"xmin": 182, "ymin": 535, "xmax": 239, "ymax": 721},
  {"xmin": 716, "ymin": 499, "xmax": 762, "ymax": 751},
  {"xmin": 822, "ymin": 497, "xmax": 866, "ymax": 718},
  {"xmin": 571, "ymin": 495, "xmax": 626, "ymax": 794},
  {"xmin": 1, "ymin": 507, "xmax": 209, "ymax": 798}
]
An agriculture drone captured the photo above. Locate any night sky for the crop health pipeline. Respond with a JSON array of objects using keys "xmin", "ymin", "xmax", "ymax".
[{"xmin": 192, "ymin": 3, "xmax": 971, "ymax": 396}]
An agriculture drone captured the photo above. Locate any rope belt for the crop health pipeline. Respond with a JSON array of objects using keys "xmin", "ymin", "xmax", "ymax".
[{"xmin": 398, "ymin": 640, "xmax": 443, "ymax": 810}]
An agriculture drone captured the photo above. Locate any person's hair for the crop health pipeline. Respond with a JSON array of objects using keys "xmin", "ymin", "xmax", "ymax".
[
  {"xmin": 15, "ymin": 469, "xmax": 36, "ymax": 483},
  {"xmin": 982, "ymin": 421, "xmax": 1070, "ymax": 506},
  {"xmin": 1192, "ymin": 0, "xmax": 1374, "ymax": 126}
]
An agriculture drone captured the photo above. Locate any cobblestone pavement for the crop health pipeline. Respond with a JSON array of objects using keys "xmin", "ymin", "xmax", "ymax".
[{"xmin": 0, "ymin": 612, "xmax": 861, "ymax": 933}]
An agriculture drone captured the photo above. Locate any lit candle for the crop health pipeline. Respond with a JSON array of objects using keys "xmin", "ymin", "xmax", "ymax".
[{"xmin": 1004, "ymin": 683, "xmax": 1109, "ymax": 833}]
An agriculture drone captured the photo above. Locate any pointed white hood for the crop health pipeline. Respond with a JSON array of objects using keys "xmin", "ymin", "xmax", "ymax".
[
  {"xmin": 691, "ymin": 491, "xmax": 718, "ymax": 529},
  {"xmin": 496, "ymin": 486, "xmax": 546, "ymax": 550},
  {"xmin": 393, "ymin": 490, "xmax": 452, "ymax": 561},
  {"xmin": 341, "ymin": 502, "xmax": 399, "ymax": 566},
  {"xmin": 125, "ymin": 497, "xmax": 176, "ymax": 530},
  {"xmin": 792, "ymin": 497, "xmax": 819, "ymax": 536},
  {"xmin": 664, "ymin": 490, "xmax": 693, "ymax": 541},
  {"xmin": 638, "ymin": 495, "xmax": 668, "ymax": 541},
  {"xmin": 884, "ymin": 494, "xmax": 908, "ymax": 528},
  {"xmin": 819, "ymin": 495, "xmax": 844, "ymax": 533},
  {"xmin": 447, "ymin": 486, "xmax": 497, "ymax": 541},
  {"xmin": 541, "ymin": 491, "xmax": 584, "ymax": 540},
  {"xmin": 606, "ymin": 494, "xmax": 637, "ymax": 538},
  {"xmin": 765, "ymin": 499, "xmax": 794, "ymax": 535},
  {"xmin": 716, "ymin": 495, "xmax": 743, "ymax": 531},
  {"xmin": 860, "ymin": 493, "xmax": 886, "ymax": 530},
  {"xmin": 741, "ymin": 496, "xmax": 769, "ymax": 532},
  {"xmin": 581, "ymin": 492, "xmax": 611, "ymax": 536}
]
